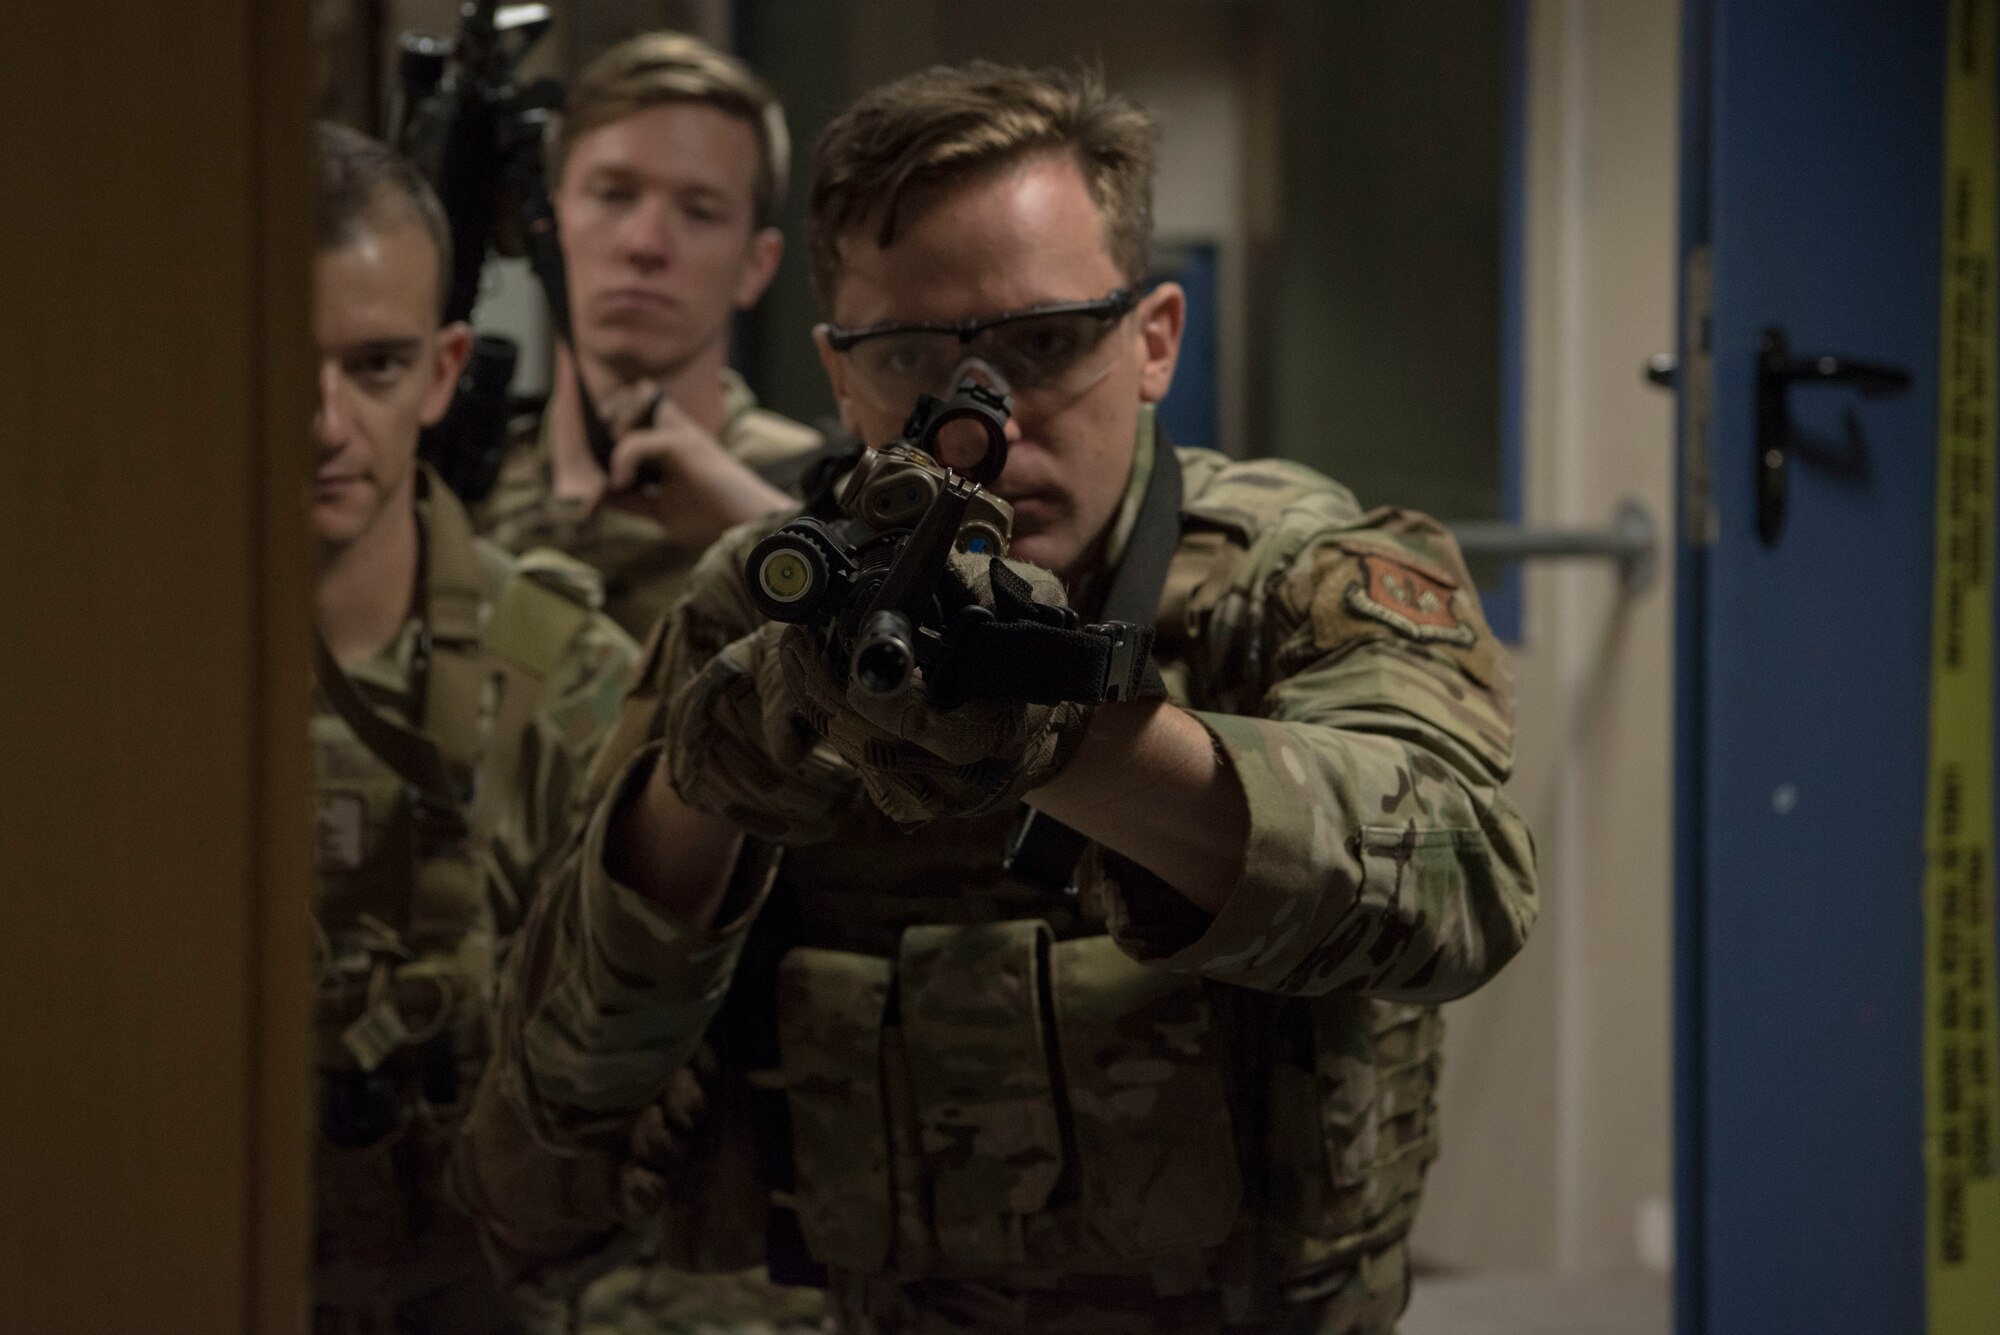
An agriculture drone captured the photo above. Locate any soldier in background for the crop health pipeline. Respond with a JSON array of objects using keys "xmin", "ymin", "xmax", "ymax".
[
  {"xmin": 456, "ymin": 63, "xmax": 1539, "ymax": 1334},
  {"xmin": 476, "ymin": 32, "xmax": 824, "ymax": 642},
  {"xmin": 311, "ymin": 122, "xmax": 638, "ymax": 1333},
  {"xmin": 471, "ymin": 31, "xmax": 830, "ymax": 1335}
]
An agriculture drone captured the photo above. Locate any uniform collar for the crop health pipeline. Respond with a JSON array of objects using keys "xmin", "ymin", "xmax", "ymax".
[
  {"xmin": 1101, "ymin": 405, "xmax": 1159, "ymax": 577},
  {"xmin": 719, "ymin": 367, "xmax": 759, "ymax": 440},
  {"xmin": 347, "ymin": 466, "xmax": 482, "ymax": 698},
  {"xmin": 1067, "ymin": 405, "xmax": 1158, "ymax": 614},
  {"xmin": 532, "ymin": 367, "xmax": 757, "ymax": 475}
]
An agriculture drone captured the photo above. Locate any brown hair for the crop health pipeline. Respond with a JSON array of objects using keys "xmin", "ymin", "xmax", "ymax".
[
  {"xmin": 808, "ymin": 62, "xmax": 1159, "ymax": 310},
  {"xmin": 558, "ymin": 32, "xmax": 790, "ymax": 228},
  {"xmin": 316, "ymin": 121, "xmax": 453, "ymax": 316}
]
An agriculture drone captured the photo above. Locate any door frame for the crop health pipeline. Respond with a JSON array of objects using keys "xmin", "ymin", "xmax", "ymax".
[
  {"xmin": 1670, "ymin": 1, "xmax": 1715, "ymax": 1326},
  {"xmin": 0, "ymin": 3, "xmax": 315, "ymax": 1329}
]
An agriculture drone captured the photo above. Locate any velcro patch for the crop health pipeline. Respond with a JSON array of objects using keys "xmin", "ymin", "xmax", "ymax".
[
  {"xmin": 315, "ymin": 792, "xmax": 366, "ymax": 872},
  {"xmin": 1345, "ymin": 555, "xmax": 1476, "ymax": 646}
]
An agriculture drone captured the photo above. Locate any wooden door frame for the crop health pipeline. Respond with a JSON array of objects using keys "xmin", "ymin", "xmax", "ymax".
[{"xmin": 0, "ymin": 2, "xmax": 314, "ymax": 1330}]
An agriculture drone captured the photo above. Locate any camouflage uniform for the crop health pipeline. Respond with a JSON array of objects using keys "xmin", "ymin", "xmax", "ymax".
[
  {"xmin": 455, "ymin": 416, "xmax": 1538, "ymax": 1333},
  {"xmin": 476, "ymin": 369, "xmax": 825, "ymax": 641},
  {"xmin": 315, "ymin": 467, "xmax": 638, "ymax": 1334},
  {"xmin": 476, "ymin": 370, "xmax": 828, "ymax": 1333}
]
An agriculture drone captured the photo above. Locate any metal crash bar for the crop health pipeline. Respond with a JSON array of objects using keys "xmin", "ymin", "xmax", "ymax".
[{"xmin": 1446, "ymin": 498, "xmax": 1658, "ymax": 594}]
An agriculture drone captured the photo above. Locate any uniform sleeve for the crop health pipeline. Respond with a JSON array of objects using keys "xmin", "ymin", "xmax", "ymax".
[
  {"xmin": 730, "ymin": 410, "xmax": 829, "ymax": 494},
  {"xmin": 1101, "ymin": 511, "xmax": 1538, "ymax": 1003},
  {"xmin": 456, "ymin": 741, "xmax": 780, "ymax": 1283},
  {"xmin": 455, "ymin": 527, "xmax": 785, "ymax": 1286},
  {"xmin": 488, "ymin": 610, "xmax": 640, "ymax": 929}
]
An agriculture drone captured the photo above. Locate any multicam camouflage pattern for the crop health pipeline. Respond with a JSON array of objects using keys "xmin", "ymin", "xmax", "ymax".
[
  {"xmin": 314, "ymin": 479, "xmax": 638, "ymax": 1331},
  {"xmin": 770, "ymin": 586, "xmax": 1088, "ymax": 827},
  {"xmin": 664, "ymin": 618, "xmax": 867, "ymax": 847},
  {"xmin": 455, "ymin": 425, "xmax": 1538, "ymax": 1333},
  {"xmin": 570, "ymin": 1266, "xmax": 828, "ymax": 1335},
  {"xmin": 477, "ymin": 369, "xmax": 825, "ymax": 640}
]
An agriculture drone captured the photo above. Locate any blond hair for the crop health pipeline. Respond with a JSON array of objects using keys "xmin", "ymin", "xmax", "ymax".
[
  {"xmin": 559, "ymin": 32, "xmax": 790, "ymax": 227},
  {"xmin": 808, "ymin": 62, "xmax": 1159, "ymax": 309}
]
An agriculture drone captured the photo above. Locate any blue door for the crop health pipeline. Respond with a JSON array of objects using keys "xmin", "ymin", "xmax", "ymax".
[{"xmin": 1676, "ymin": 2, "xmax": 1999, "ymax": 1331}]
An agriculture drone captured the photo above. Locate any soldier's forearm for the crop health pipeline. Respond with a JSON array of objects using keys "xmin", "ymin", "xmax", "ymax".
[
  {"xmin": 1095, "ymin": 708, "xmax": 1537, "ymax": 999},
  {"xmin": 1028, "ymin": 699, "xmax": 1249, "ymax": 914},
  {"xmin": 605, "ymin": 755, "xmax": 744, "ymax": 930}
]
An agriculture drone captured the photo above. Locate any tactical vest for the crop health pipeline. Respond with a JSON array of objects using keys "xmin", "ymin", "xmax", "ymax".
[
  {"xmin": 671, "ymin": 449, "xmax": 1442, "ymax": 1324},
  {"xmin": 313, "ymin": 468, "xmax": 598, "ymax": 1325}
]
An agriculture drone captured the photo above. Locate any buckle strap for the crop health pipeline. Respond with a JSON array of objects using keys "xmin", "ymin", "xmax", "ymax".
[
  {"xmin": 1003, "ymin": 441, "xmax": 1186, "ymax": 894},
  {"xmin": 932, "ymin": 613, "xmax": 1158, "ymax": 707}
]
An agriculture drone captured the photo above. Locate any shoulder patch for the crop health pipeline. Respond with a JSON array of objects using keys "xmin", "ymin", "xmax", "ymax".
[
  {"xmin": 484, "ymin": 576, "xmax": 593, "ymax": 679},
  {"xmin": 1330, "ymin": 531, "xmax": 1460, "ymax": 589},
  {"xmin": 1342, "ymin": 553, "xmax": 1477, "ymax": 647},
  {"xmin": 480, "ymin": 547, "xmax": 602, "ymax": 679}
]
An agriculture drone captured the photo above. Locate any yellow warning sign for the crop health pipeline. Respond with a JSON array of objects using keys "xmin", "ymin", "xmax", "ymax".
[{"xmin": 1926, "ymin": 1, "xmax": 2000, "ymax": 1328}]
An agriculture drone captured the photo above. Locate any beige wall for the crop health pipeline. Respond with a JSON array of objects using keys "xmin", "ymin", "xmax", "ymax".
[
  {"xmin": 1414, "ymin": 0, "xmax": 1680, "ymax": 1277},
  {"xmin": 1266, "ymin": 0, "xmax": 1509, "ymax": 526}
]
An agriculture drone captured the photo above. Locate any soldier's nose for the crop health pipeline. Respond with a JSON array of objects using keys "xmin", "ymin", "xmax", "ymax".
[{"xmin": 312, "ymin": 362, "xmax": 350, "ymax": 449}]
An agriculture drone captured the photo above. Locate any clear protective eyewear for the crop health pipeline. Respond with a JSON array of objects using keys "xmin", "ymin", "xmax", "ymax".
[{"xmin": 823, "ymin": 287, "xmax": 1139, "ymax": 411}]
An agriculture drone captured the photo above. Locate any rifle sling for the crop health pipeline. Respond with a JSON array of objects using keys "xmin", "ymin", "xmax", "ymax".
[
  {"xmin": 313, "ymin": 634, "xmax": 465, "ymax": 834},
  {"xmin": 1004, "ymin": 439, "xmax": 1185, "ymax": 894},
  {"xmin": 313, "ymin": 471, "xmax": 489, "ymax": 831}
]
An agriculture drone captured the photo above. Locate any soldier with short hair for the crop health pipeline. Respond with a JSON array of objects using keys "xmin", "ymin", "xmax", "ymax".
[
  {"xmin": 310, "ymin": 122, "xmax": 638, "ymax": 1334},
  {"xmin": 476, "ymin": 31, "xmax": 824, "ymax": 642},
  {"xmin": 457, "ymin": 62, "xmax": 1539, "ymax": 1334}
]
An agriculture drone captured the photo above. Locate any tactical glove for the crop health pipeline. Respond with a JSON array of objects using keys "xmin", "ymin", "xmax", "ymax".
[
  {"xmin": 775, "ymin": 552, "xmax": 1093, "ymax": 825},
  {"xmin": 662, "ymin": 620, "xmax": 862, "ymax": 844}
]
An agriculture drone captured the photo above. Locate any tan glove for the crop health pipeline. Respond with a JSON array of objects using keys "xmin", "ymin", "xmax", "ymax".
[
  {"xmin": 662, "ymin": 620, "xmax": 862, "ymax": 844},
  {"xmin": 616, "ymin": 1043, "xmax": 716, "ymax": 1222},
  {"xmin": 775, "ymin": 552, "xmax": 1093, "ymax": 825}
]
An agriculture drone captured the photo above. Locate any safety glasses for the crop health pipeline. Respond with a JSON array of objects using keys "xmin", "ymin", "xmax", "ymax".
[{"xmin": 822, "ymin": 287, "xmax": 1139, "ymax": 411}]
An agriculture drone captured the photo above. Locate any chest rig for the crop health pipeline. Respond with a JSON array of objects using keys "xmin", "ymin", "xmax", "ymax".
[
  {"xmin": 313, "ymin": 468, "xmax": 592, "ymax": 1147},
  {"xmin": 713, "ymin": 430, "xmax": 1189, "ymax": 1292}
]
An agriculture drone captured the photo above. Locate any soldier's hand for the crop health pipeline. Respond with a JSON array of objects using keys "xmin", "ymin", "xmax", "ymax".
[
  {"xmin": 662, "ymin": 620, "xmax": 862, "ymax": 844},
  {"xmin": 616, "ymin": 1043, "xmax": 717, "ymax": 1222},
  {"xmin": 775, "ymin": 552, "xmax": 1092, "ymax": 825},
  {"xmin": 604, "ymin": 394, "xmax": 792, "ymax": 546}
]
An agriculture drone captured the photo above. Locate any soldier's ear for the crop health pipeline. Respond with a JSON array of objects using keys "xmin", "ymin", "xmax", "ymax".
[
  {"xmin": 735, "ymin": 227, "xmax": 784, "ymax": 310},
  {"xmin": 421, "ymin": 322, "xmax": 473, "ymax": 429},
  {"xmin": 1135, "ymin": 282, "xmax": 1185, "ymax": 405}
]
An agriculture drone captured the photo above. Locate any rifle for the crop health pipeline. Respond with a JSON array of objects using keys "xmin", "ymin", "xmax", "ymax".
[
  {"xmin": 393, "ymin": 2, "xmax": 625, "ymax": 503},
  {"xmin": 746, "ymin": 372, "xmax": 1154, "ymax": 709}
]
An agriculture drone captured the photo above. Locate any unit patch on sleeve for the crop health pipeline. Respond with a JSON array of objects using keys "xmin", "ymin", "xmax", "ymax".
[{"xmin": 1344, "ymin": 554, "xmax": 1477, "ymax": 647}]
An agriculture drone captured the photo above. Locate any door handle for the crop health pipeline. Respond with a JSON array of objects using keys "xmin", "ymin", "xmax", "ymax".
[{"xmin": 1755, "ymin": 325, "xmax": 1912, "ymax": 545}]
